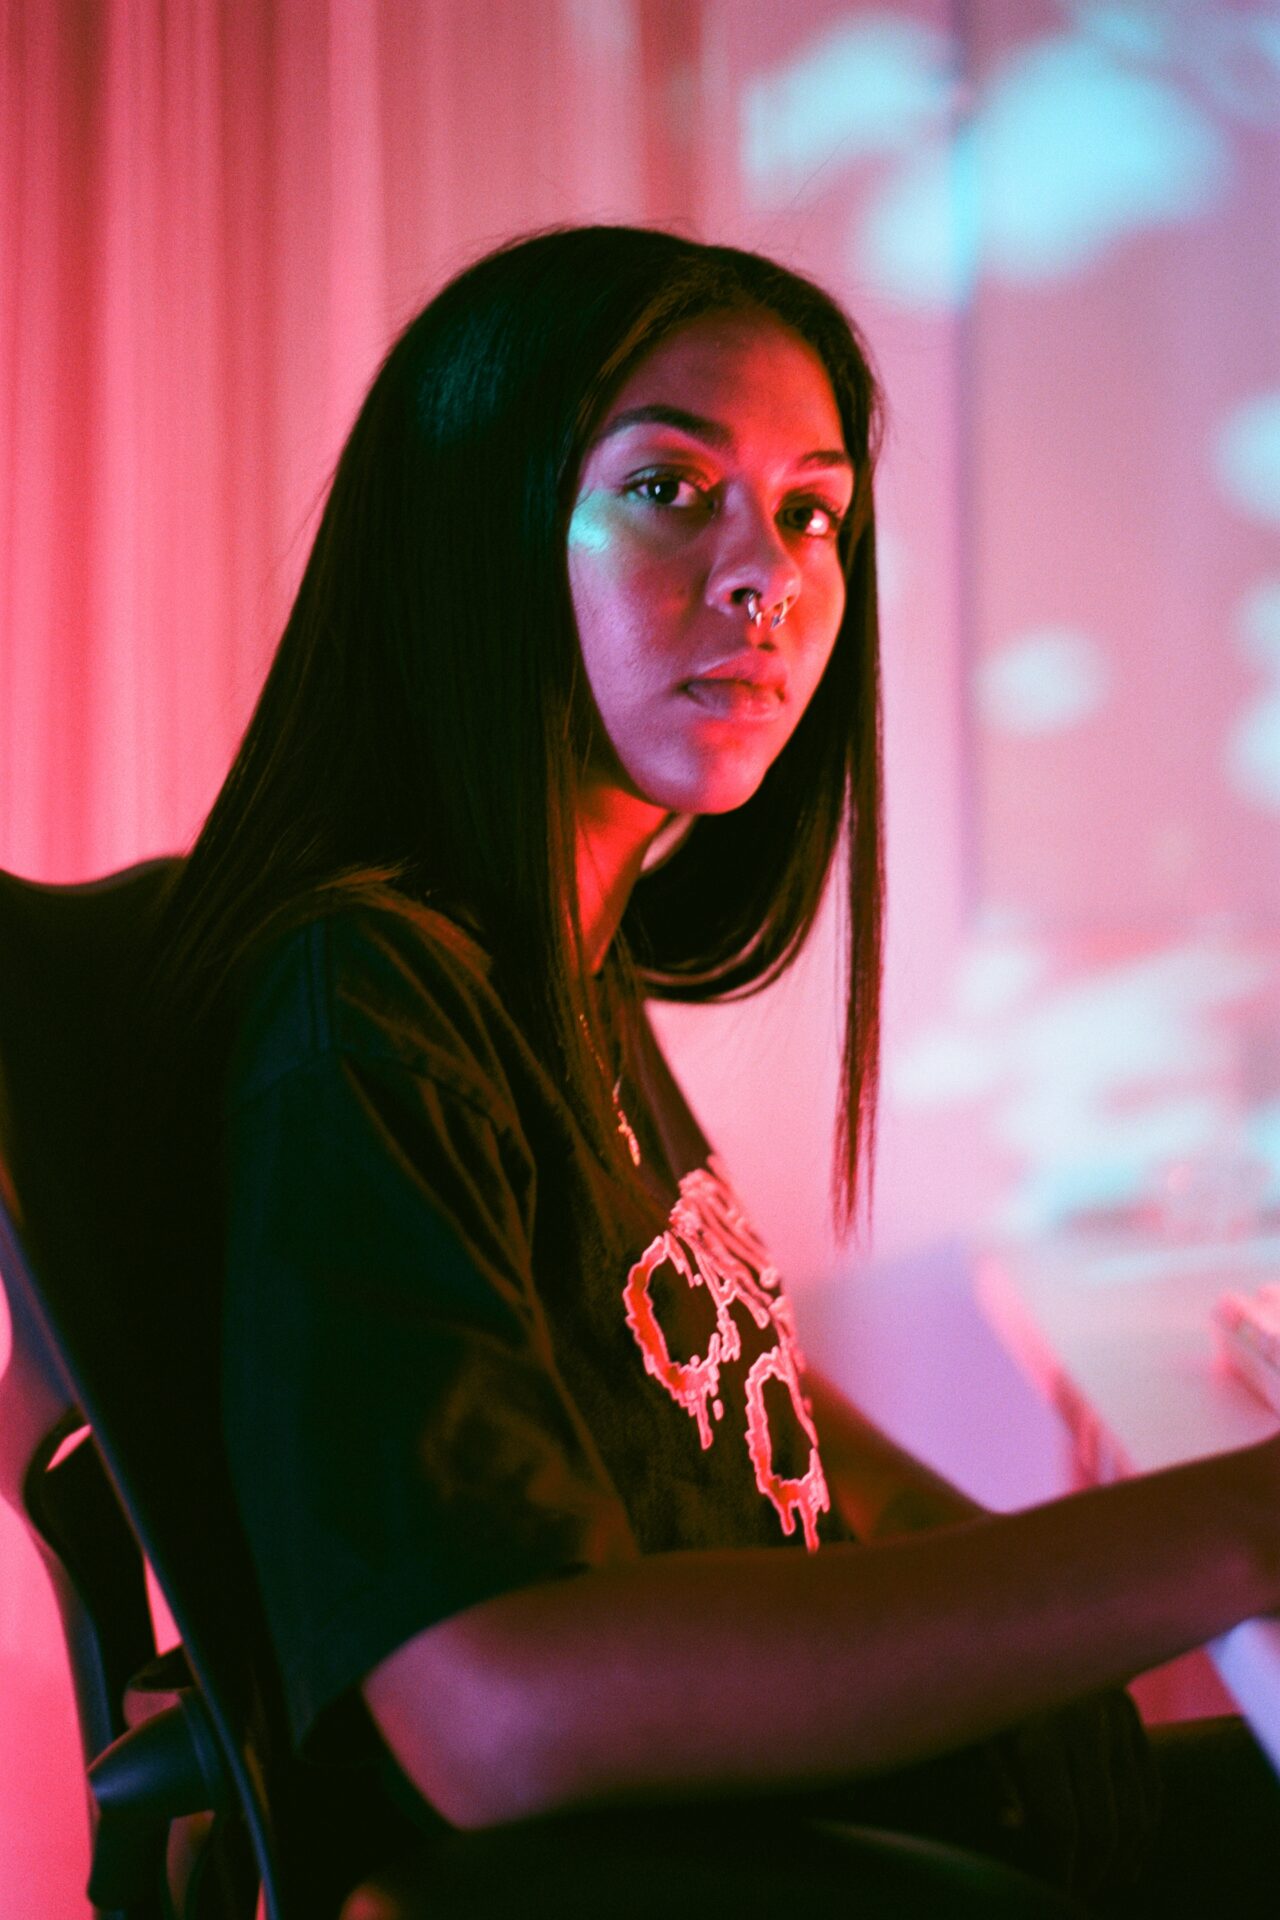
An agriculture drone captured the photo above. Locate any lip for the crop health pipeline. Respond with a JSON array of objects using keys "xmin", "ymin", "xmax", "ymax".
[
  {"xmin": 682, "ymin": 651, "xmax": 787, "ymax": 720},
  {"xmin": 687, "ymin": 651, "xmax": 787, "ymax": 694},
  {"xmin": 682, "ymin": 677, "xmax": 786, "ymax": 721}
]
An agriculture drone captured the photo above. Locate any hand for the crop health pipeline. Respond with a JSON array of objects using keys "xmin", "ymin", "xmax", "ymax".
[{"xmin": 984, "ymin": 1688, "xmax": 1161, "ymax": 1897}]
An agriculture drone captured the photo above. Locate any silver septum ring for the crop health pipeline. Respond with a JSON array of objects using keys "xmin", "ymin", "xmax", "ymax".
[{"xmin": 744, "ymin": 591, "xmax": 794, "ymax": 631}]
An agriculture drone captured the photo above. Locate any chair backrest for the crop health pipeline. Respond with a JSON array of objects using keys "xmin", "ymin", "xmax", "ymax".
[
  {"xmin": 0, "ymin": 862, "xmax": 464, "ymax": 1918},
  {"xmin": 0, "ymin": 862, "xmax": 289, "ymax": 1916}
]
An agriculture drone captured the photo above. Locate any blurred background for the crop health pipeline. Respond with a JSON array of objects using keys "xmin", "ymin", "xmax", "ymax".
[{"xmin": 3, "ymin": 1, "xmax": 1280, "ymax": 1909}]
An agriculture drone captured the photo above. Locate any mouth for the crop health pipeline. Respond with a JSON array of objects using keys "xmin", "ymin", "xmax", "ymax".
[
  {"xmin": 682, "ymin": 677, "xmax": 786, "ymax": 720},
  {"xmin": 681, "ymin": 650, "xmax": 787, "ymax": 720}
]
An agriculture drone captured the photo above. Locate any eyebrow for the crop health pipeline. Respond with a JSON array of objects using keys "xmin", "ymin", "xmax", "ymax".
[{"xmin": 595, "ymin": 402, "xmax": 853, "ymax": 473}]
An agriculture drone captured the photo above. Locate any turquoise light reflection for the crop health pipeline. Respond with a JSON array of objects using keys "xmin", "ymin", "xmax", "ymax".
[{"xmin": 566, "ymin": 491, "xmax": 613, "ymax": 556}]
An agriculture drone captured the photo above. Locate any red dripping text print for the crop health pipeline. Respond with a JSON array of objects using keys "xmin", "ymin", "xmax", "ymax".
[{"xmin": 622, "ymin": 1156, "xmax": 831, "ymax": 1550}]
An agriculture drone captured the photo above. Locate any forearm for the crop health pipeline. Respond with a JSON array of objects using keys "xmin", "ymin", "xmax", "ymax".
[{"xmin": 365, "ymin": 1438, "xmax": 1280, "ymax": 1829}]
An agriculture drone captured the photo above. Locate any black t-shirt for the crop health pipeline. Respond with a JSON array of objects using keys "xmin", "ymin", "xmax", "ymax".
[{"xmin": 222, "ymin": 901, "xmax": 850, "ymax": 1782}]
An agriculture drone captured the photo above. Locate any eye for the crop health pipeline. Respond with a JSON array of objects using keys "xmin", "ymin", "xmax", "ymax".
[
  {"xmin": 783, "ymin": 498, "xmax": 846, "ymax": 540},
  {"xmin": 625, "ymin": 470, "xmax": 709, "ymax": 511}
]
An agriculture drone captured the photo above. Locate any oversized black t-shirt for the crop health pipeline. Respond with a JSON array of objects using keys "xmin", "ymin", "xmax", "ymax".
[{"xmin": 222, "ymin": 901, "xmax": 850, "ymax": 1779}]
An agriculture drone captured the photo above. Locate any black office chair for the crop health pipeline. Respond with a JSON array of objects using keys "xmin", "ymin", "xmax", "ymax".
[
  {"xmin": 0, "ymin": 860, "xmax": 1090, "ymax": 1920},
  {"xmin": 0, "ymin": 860, "xmax": 355, "ymax": 1919}
]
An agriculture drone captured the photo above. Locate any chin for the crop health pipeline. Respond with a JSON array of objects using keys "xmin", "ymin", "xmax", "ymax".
[{"xmin": 647, "ymin": 762, "xmax": 771, "ymax": 816}]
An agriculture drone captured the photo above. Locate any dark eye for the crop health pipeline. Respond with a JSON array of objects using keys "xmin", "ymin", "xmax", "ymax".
[
  {"xmin": 785, "ymin": 500, "xmax": 844, "ymax": 539},
  {"xmin": 627, "ymin": 473, "xmax": 706, "ymax": 510}
]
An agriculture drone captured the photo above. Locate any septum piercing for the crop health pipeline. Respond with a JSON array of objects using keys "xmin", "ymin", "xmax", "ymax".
[{"xmin": 744, "ymin": 590, "xmax": 794, "ymax": 630}]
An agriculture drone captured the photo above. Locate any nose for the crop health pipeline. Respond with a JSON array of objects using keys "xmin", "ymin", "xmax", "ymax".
[{"xmin": 704, "ymin": 497, "xmax": 802, "ymax": 634}]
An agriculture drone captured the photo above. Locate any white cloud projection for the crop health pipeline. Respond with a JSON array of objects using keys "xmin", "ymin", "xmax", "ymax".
[
  {"xmin": 741, "ymin": 14, "xmax": 954, "ymax": 202},
  {"xmin": 891, "ymin": 932, "xmax": 1274, "ymax": 1235},
  {"xmin": 1229, "ymin": 578, "xmax": 1280, "ymax": 811},
  {"xmin": 977, "ymin": 627, "xmax": 1109, "ymax": 735},
  {"xmin": 1230, "ymin": 698, "xmax": 1280, "ymax": 811},
  {"xmin": 1252, "ymin": 1100, "xmax": 1280, "ymax": 1203},
  {"xmin": 745, "ymin": 11, "xmax": 1255, "ymax": 310},
  {"xmin": 736, "ymin": 3, "xmax": 1280, "ymax": 1251},
  {"xmin": 860, "ymin": 33, "xmax": 1226, "ymax": 305},
  {"xmin": 1237, "ymin": 577, "xmax": 1280, "ymax": 671},
  {"xmin": 1215, "ymin": 389, "xmax": 1280, "ymax": 526},
  {"xmin": 1065, "ymin": 1, "xmax": 1280, "ymax": 122}
]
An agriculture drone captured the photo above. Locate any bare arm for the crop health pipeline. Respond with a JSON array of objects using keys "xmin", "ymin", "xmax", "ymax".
[{"xmin": 364, "ymin": 1436, "xmax": 1280, "ymax": 1829}]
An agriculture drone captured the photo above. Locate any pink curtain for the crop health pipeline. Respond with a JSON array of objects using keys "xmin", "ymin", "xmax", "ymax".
[
  {"xmin": 0, "ymin": 4, "xmax": 684, "ymax": 1908},
  {"xmin": 0, "ymin": 0, "xmax": 673, "ymax": 882}
]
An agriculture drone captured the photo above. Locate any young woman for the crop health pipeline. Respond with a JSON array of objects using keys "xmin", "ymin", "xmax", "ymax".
[{"xmin": 155, "ymin": 227, "xmax": 1280, "ymax": 1917}]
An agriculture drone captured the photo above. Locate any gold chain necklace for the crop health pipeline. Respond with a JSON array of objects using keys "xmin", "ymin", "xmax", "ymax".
[{"xmin": 578, "ymin": 1011, "xmax": 642, "ymax": 1167}]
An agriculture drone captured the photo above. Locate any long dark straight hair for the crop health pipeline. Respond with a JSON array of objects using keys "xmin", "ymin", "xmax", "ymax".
[{"xmin": 153, "ymin": 225, "xmax": 884, "ymax": 1232}]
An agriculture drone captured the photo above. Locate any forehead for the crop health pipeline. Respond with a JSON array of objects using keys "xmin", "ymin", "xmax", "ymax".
[{"xmin": 595, "ymin": 311, "xmax": 846, "ymax": 450}]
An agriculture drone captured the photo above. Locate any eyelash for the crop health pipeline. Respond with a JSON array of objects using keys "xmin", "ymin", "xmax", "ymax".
[{"xmin": 625, "ymin": 470, "xmax": 846, "ymax": 540}]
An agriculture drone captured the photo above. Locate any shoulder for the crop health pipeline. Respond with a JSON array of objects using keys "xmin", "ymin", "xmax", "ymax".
[{"xmin": 227, "ymin": 896, "xmax": 522, "ymax": 1117}]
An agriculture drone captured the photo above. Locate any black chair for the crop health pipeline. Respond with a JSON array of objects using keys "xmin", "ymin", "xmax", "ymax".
[
  {"xmin": 0, "ymin": 861, "xmax": 336, "ymax": 1919},
  {"xmin": 0, "ymin": 860, "xmax": 1090, "ymax": 1920}
]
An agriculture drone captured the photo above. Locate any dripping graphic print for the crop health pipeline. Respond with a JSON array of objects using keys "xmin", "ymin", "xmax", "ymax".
[{"xmin": 622, "ymin": 1155, "xmax": 831, "ymax": 1550}]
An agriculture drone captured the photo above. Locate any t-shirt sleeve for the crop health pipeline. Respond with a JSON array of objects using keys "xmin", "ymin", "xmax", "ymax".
[{"xmin": 221, "ymin": 926, "xmax": 636, "ymax": 1760}]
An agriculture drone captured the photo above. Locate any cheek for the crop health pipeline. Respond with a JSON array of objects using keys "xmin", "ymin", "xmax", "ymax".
[
  {"xmin": 567, "ymin": 560, "xmax": 657, "ymax": 777},
  {"xmin": 568, "ymin": 493, "xmax": 695, "ymax": 624},
  {"xmin": 568, "ymin": 545, "xmax": 629, "ymax": 636},
  {"xmin": 811, "ymin": 615, "xmax": 843, "ymax": 691},
  {"xmin": 793, "ymin": 578, "xmax": 844, "ymax": 694},
  {"xmin": 568, "ymin": 548, "xmax": 687, "ymax": 703}
]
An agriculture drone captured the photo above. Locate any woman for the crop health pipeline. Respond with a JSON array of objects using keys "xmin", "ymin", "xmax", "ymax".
[{"xmin": 155, "ymin": 227, "xmax": 1280, "ymax": 1916}]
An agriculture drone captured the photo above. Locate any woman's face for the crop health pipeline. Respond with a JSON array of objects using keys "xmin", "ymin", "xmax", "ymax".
[{"xmin": 568, "ymin": 311, "xmax": 855, "ymax": 821}]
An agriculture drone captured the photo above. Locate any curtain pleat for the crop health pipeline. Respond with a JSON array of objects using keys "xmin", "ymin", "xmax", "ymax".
[{"xmin": 0, "ymin": 0, "xmax": 658, "ymax": 882}]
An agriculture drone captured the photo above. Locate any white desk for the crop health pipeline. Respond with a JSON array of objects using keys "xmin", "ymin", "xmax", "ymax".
[{"xmin": 976, "ymin": 1233, "xmax": 1280, "ymax": 1769}]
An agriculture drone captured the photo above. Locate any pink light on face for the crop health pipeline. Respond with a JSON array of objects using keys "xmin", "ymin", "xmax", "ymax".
[
  {"xmin": 622, "ymin": 1156, "xmax": 831, "ymax": 1548},
  {"xmin": 567, "ymin": 313, "xmax": 852, "ymax": 823}
]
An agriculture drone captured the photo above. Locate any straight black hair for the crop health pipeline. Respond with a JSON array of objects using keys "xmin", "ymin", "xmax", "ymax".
[{"xmin": 153, "ymin": 224, "xmax": 884, "ymax": 1232}]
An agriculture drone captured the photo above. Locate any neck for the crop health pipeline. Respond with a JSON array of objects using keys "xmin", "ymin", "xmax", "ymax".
[{"xmin": 575, "ymin": 784, "xmax": 670, "ymax": 973}]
